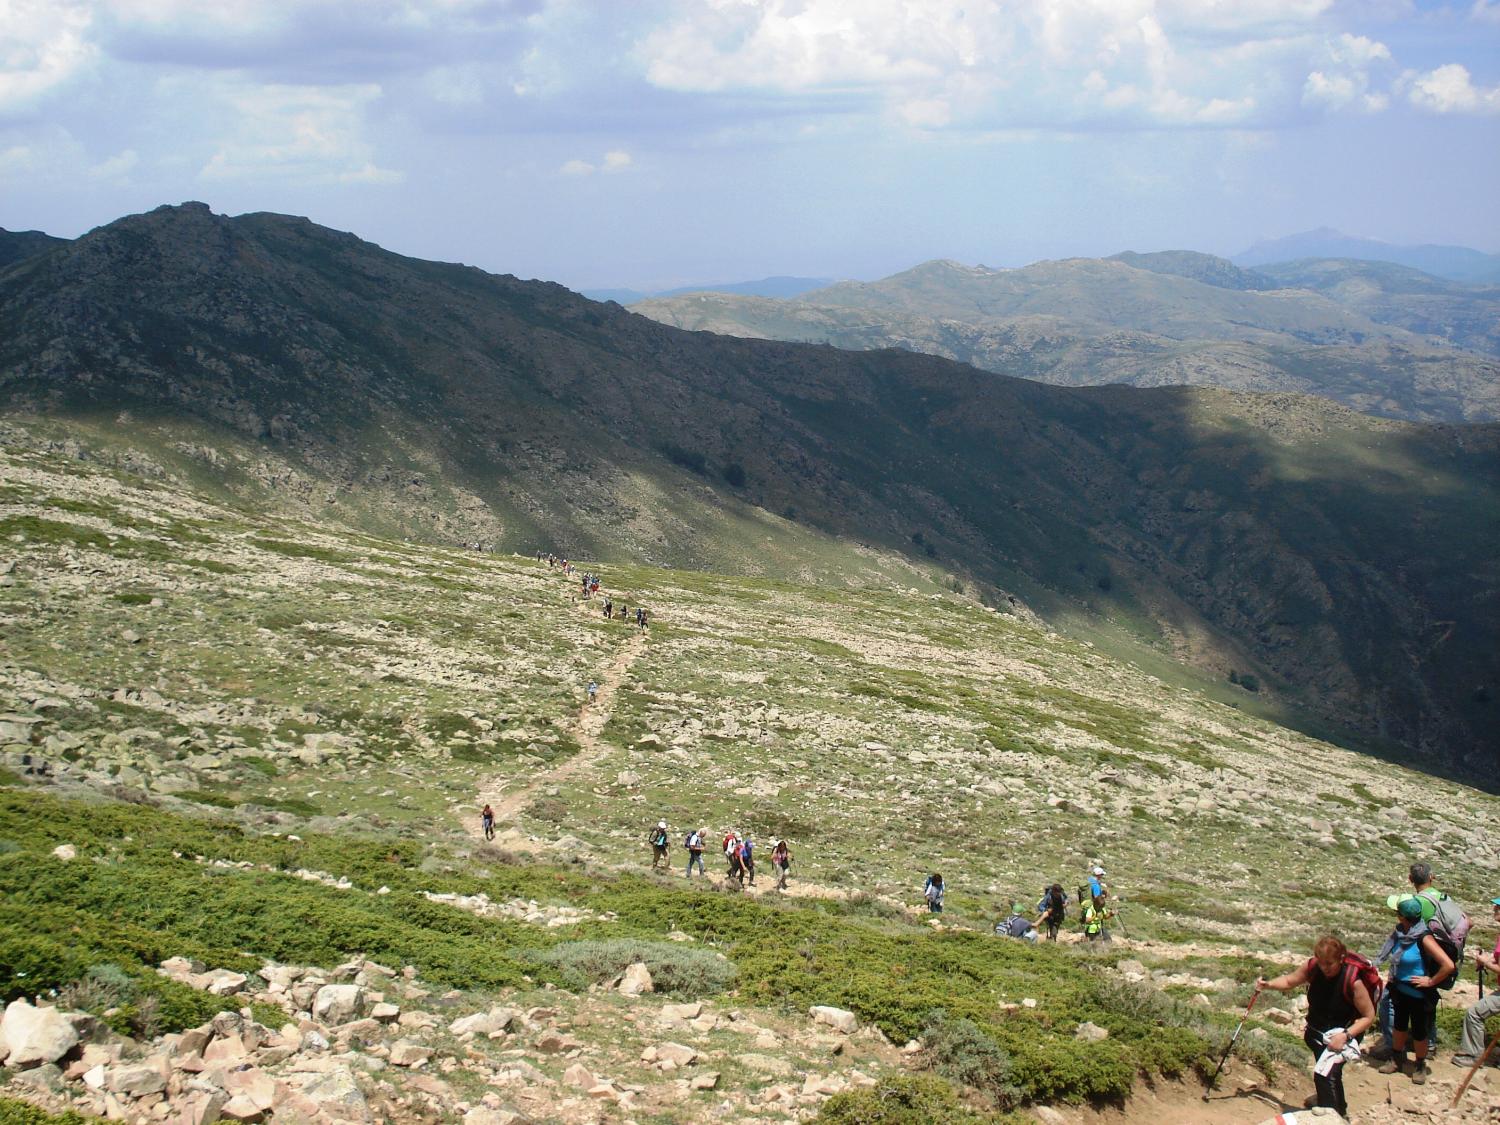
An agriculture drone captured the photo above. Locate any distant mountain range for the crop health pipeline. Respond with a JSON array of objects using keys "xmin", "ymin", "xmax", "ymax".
[
  {"xmin": 632, "ymin": 252, "xmax": 1500, "ymax": 423},
  {"xmin": 581, "ymin": 275, "xmax": 836, "ymax": 304},
  {"xmin": 1234, "ymin": 227, "xmax": 1500, "ymax": 284},
  {"xmin": 1, "ymin": 203, "xmax": 1495, "ymax": 774}
]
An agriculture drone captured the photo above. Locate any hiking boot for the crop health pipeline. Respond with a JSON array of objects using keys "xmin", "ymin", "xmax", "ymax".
[
  {"xmin": 1451, "ymin": 1054, "xmax": 1478, "ymax": 1068},
  {"xmin": 1411, "ymin": 1060, "xmax": 1429, "ymax": 1085}
]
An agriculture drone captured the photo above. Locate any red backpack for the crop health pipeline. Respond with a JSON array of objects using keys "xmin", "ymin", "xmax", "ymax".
[{"xmin": 1305, "ymin": 952, "xmax": 1383, "ymax": 1010}]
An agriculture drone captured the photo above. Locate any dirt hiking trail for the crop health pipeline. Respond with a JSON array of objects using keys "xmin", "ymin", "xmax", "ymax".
[{"xmin": 473, "ymin": 629, "xmax": 646, "ymax": 830}]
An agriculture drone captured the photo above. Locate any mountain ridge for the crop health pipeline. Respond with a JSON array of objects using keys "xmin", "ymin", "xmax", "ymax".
[{"xmin": 2, "ymin": 202, "xmax": 1495, "ymax": 775}]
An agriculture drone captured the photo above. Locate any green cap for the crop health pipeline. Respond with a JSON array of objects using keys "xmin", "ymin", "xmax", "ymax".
[{"xmin": 1012, "ymin": 902, "xmax": 1025, "ymax": 913}]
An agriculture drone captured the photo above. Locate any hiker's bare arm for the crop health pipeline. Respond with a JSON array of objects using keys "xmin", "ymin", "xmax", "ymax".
[
  {"xmin": 1257, "ymin": 963, "xmax": 1310, "ymax": 992},
  {"xmin": 1347, "ymin": 979, "xmax": 1376, "ymax": 1038}
]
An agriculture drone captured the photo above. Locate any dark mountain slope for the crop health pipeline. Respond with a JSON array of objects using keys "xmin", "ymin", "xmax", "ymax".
[
  {"xmin": 1, "ymin": 203, "xmax": 1495, "ymax": 775},
  {"xmin": 0, "ymin": 227, "xmax": 68, "ymax": 270},
  {"xmin": 1108, "ymin": 250, "xmax": 1276, "ymax": 291}
]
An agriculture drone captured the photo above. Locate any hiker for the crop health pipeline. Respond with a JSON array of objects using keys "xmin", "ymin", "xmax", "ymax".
[
  {"xmin": 684, "ymin": 827, "xmax": 706, "ymax": 877},
  {"xmin": 1257, "ymin": 934, "xmax": 1378, "ymax": 1119},
  {"xmin": 1036, "ymin": 884, "xmax": 1067, "ymax": 941},
  {"xmin": 996, "ymin": 903, "xmax": 1038, "ymax": 942},
  {"xmin": 480, "ymin": 804, "xmax": 495, "ymax": 841},
  {"xmin": 586, "ymin": 680, "xmax": 598, "ymax": 705},
  {"xmin": 1377, "ymin": 895, "xmax": 1454, "ymax": 1084},
  {"xmin": 1452, "ymin": 895, "xmax": 1500, "ymax": 1069},
  {"xmin": 617, "ymin": 601, "xmax": 627, "ymax": 623},
  {"xmin": 739, "ymin": 833, "xmax": 755, "ymax": 887},
  {"xmin": 724, "ymin": 829, "xmax": 745, "ymax": 887},
  {"xmin": 923, "ymin": 872, "xmax": 945, "ymax": 913},
  {"xmin": 649, "ymin": 820, "xmax": 670, "ymax": 870},
  {"xmin": 603, "ymin": 598, "xmax": 612, "ymax": 619},
  {"xmin": 1374, "ymin": 863, "xmax": 1469, "ymax": 1057},
  {"xmin": 1082, "ymin": 897, "xmax": 1113, "ymax": 942},
  {"xmin": 637, "ymin": 606, "xmax": 648, "ymax": 632},
  {"xmin": 770, "ymin": 838, "xmax": 791, "ymax": 890},
  {"xmin": 1087, "ymin": 865, "xmax": 1109, "ymax": 906}
]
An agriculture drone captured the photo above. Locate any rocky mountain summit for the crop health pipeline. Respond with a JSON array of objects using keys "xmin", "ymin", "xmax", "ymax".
[{"xmin": 1, "ymin": 204, "xmax": 1496, "ymax": 775}]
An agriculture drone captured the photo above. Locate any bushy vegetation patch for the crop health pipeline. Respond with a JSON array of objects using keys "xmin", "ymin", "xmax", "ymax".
[
  {"xmin": 816, "ymin": 1074, "xmax": 1011, "ymax": 1124},
  {"xmin": 0, "ymin": 1097, "xmax": 96, "ymax": 1125},
  {"xmin": 0, "ymin": 789, "xmax": 1231, "ymax": 1106},
  {"xmin": 532, "ymin": 939, "xmax": 736, "ymax": 996}
]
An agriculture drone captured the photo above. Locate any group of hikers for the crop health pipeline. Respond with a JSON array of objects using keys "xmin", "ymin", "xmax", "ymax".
[
  {"xmin": 653, "ymin": 821, "xmax": 793, "ymax": 891},
  {"xmin": 1250, "ymin": 863, "xmax": 1499, "ymax": 1117}
]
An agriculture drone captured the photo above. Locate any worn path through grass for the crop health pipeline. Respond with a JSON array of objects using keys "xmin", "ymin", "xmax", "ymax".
[{"xmin": 473, "ymin": 618, "xmax": 647, "ymax": 831}]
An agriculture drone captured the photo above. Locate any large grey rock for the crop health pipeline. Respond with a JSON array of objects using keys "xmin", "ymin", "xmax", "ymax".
[
  {"xmin": 809, "ymin": 1005, "xmax": 858, "ymax": 1034},
  {"xmin": 312, "ymin": 983, "xmax": 366, "ymax": 1024},
  {"xmin": 449, "ymin": 1006, "xmax": 518, "ymax": 1037},
  {"xmin": 0, "ymin": 998, "xmax": 80, "ymax": 1067},
  {"xmin": 618, "ymin": 962, "xmax": 654, "ymax": 996}
]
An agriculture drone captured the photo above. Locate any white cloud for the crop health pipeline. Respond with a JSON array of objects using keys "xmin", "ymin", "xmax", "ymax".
[
  {"xmin": 1405, "ymin": 62, "xmax": 1500, "ymax": 114},
  {"xmin": 1301, "ymin": 32, "xmax": 1392, "ymax": 110},
  {"xmin": 561, "ymin": 150, "xmax": 634, "ymax": 177},
  {"xmin": 633, "ymin": 0, "xmax": 1368, "ymax": 130},
  {"xmin": 0, "ymin": 0, "xmax": 98, "ymax": 111},
  {"xmin": 88, "ymin": 148, "xmax": 139, "ymax": 179},
  {"xmin": 196, "ymin": 81, "xmax": 403, "ymax": 183},
  {"xmin": 1471, "ymin": 1, "xmax": 1500, "ymax": 24}
]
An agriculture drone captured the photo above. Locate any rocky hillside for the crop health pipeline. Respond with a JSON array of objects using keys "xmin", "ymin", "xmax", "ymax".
[
  {"xmin": 1, "ymin": 204, "xmax": 1496, "ymax": 776},
  {"xmin": 633, "ymin": 256, "xmax": 1500, "ymax": 424},
  {"xmin": 1, "ymin": 436, "xmax": 1498, "ymax": 1124}
]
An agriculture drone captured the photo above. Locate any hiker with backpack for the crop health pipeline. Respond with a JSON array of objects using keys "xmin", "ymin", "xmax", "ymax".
[
  {"xmin": 724, "ymin": 829, "xmax": 746, "ymax": 887},
  {"xmin": 1086, "ymin": 865, "xmax": 1109, "ymax": 906},
  {"xmin": 1036, "ymin": 884, "xmax": 1067, "ymax": 941},
  {"xmin": 1377, "ymin": 895, "xmax": 1455, "ymax": 1084},
  {"xmin": 649, "ymin": 820, "xmax": 670, "ymax": 870},
  {"xmin": 1082, "ymin": 896, "xmax": 1113, "ymax": 942},
  {"xmin": 1452, "ymin": 895, "xmax": 1500, "ymax": 1070},
  {"xmin": 740, "ymin": 833, "xmax": 755, "ymax": 887},
  {"xmin": 924, "ymin": 873, "xmax": 945, "ymax": 914},
  {"xmin": 1256, "ymin": 934, "xmax": 1379, "ymax": 1119},
  {"xmin": 1372, "ymin": 862, "xmax": 1470, "ymax": 1058},
  {"xmin": 480, "ymin": 803, "xmax": 495, "ymax": 841},
  {"xmin": 684, "ymin": 827, "xmax": 707, "ymax": 877},
  {"xmin": 770, "ymin": 838, "xmax": 791, "ymax": 891},
  {"xmin": 996, "ymin": 903, "xmax": 1038, "ymax": 942}
]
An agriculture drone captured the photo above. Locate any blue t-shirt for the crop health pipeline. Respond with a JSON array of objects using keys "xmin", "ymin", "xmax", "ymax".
[
  {"xmin": 1393, "ymin": 926, "xmax": 1433, "ymax": 998},
  {"xmin": 1089, "ymin": 877, "xmax": 1103, "ymax": 899}
]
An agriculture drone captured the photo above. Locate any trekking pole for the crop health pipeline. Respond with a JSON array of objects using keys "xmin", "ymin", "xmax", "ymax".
[
  {"xmin": 1451, "ymin": 1026, "xmax": 1500, "ymax": 1108},
  {"xmin": 1478, "ymin": 963, "xmax": 1485, "ymax": 1000},
  {"xmin": 1202, "ymin": 987, "xmax": 1262, "ymax": 1099},
  {"xmin": 1113, "ymin": 900, "xmax": 1128, "ymax": 939}
]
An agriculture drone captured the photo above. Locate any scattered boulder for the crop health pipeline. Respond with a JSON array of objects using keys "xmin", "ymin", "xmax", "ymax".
[
  {"xmin": 449, "ymin": 1006, "xmax": 517, "ymax": 1037},
  {"xmin": 1075, "ymin": 1021, "xmax": 1110, "ymax": 1042},
  {"xmin": 312, "ymin": 983, "xmax": 366, "ymax": 1025},
  {"xmin": 562, "ymin": 1062, "xmax": 597, "ymax": 1090},
  {"xmin": 389, "ymin": 1040, "xmax": 434, "ymax": 1067},
  {"xmin": 809, "ymin": 1005, "xmax": 858, "ymax": 1034},
  {"xmin": 617, "ymin": 962, "xmax": 654, "ymax": 996},
  {"xmin": 51, "ymin": 844, "xmax": 76, "ymax": 861},
  {"xmin": 0, "ymin": 998, "xmax": 80, "ymax": 1067}
]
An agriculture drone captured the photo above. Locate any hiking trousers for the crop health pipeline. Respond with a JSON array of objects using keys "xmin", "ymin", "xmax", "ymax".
[
  {"xmin": 1458, "ymin": 991, "xmax": 1500, "ymax": 1059},
  {"xmin": 1379, "ymin": 990, "xmax": 1438, "ymax": 1051},
  {"xmin": 1304, "ymin": 1027, "xmax": 1357, "ymax": 1118}
]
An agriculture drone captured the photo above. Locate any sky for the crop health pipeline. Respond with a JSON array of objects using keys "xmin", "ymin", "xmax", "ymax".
[{"xmin": 2, "ymin": 0, "xmax": 1499, "ymax": 291}]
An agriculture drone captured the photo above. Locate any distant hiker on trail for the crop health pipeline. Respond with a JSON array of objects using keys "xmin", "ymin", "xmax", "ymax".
[
  {"xmin": 724, "ymin": 829, "xmax": 746, "ymax": 887},
  {"xmin": 924, "ymin": 873, "xmax": 945, "ymax": 914},
  {"xmin": 586, "ymin": 681, "xmax": 598, "ymax": 705},
  {"xmin": 1087, "ymin": 865, "xmax": 1109, "ymax": 907},
  {"xmin": 649, "ymin": 820, "xmax": 670, "ymax": 870},
  {"xmin": 1258, "ymin": 934, "xmax": 1378, "ymax": 1120},
  {"xmin": 770, "ymin": 838, "xmax": 791, "ymax": 891},
  {"xmin": 480, "ymin": 804, "xmax": 495, "ymax": 841},
  {"xmin": 1036, "ymin": 884, "xmax": 1067, "ymax": 941},
  {"xmin": 603, "ymin": 598, "xmax": 613, "ymax": 619},
  {"xmin": 1377, "ymin": 894, "xmax": 1454, "ymax": 1084},
  {"xmin": 1451, "ymin": 895, "xmax": 1500, "ymax": 1070},
  {"xmin": 617, "ymin": 601, "xmax": 628, "ymax": 622},
  {"xmin": 684, "ymin": 827, "xmax": 706, "ymax": 877},
  {"xmin": 740, "ymin": 833, "xmax": 756, "ymax": 887},
  {"xmin": 636, "ymin": 606, "xmax": 648, "ymax": 632},
  {"xmin": 996, "ymin": 903, "xmax": 1038, "ymax": 942},
  {"xmin": 1082, "ymin": 897, "xmax": 1113, "ymax": 942}
]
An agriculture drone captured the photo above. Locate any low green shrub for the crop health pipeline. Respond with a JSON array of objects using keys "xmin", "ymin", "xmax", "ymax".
[
  {"xmin": 918, "ymin": 1010, "xmax": 1020, "ymax": 1108},
  {"xmin": 0, "ymin": 1096, "xmax": 97, "ymax": 1124},
  {"xmin": 816, "ymin": 1074, "xmax": 995, "ymax": 1124},
  {"xmin": 533, "ymin": 939, "xmax": 736, "ymax": 996}
]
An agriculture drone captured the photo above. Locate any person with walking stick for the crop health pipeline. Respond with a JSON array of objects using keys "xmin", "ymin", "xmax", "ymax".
[
  {"xmin": 1254, "ymin": 934, "xmax": 1377, "ymax": 1118},
  {"xmin": 1451, "ymin": 895, "xmax": 1500, "ymax": 1072}
]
